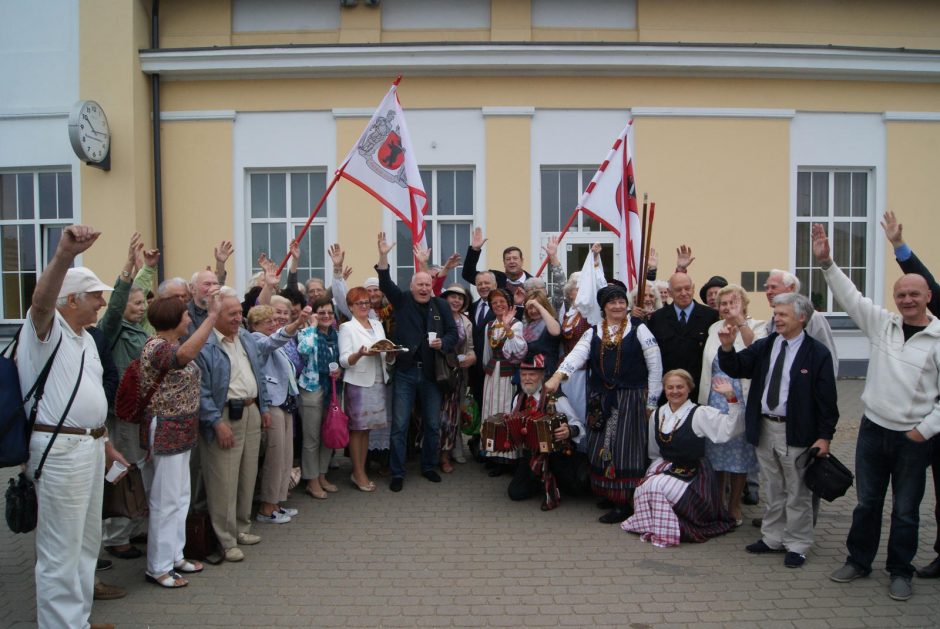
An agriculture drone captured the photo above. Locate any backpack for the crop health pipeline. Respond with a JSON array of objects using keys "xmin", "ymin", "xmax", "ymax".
[{"xmin": 114, "ymin": 357, "xmax": 166, "ymax": 423}]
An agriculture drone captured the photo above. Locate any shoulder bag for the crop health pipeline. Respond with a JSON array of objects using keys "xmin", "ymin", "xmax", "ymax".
[
  {"xmin": 797, "ymin": 447, "xmax": 854, "ymax": 503},
  {"xmin": 430, "ymin": 300, "xmax": 460, "ymax": 393},
  {"xmin": 321, "ymin": 375, "xmax": 349, "ymax": 449}
]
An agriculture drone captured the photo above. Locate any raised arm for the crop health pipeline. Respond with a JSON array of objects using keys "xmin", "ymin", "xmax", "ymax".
[
  {"xmin": 31, "ymin": 225, "xmax": 100, "ymax": 340},
  {"xmin": 98, "ymin": 232, "xmax": 143, "ymax": 345},
  {"xmin": 177, "ymin": 289, "xmax": 222, "ymax": 365},
  {"xmin": 376, "ymin": 232, "xmax": 404, "ymax": 307},
  {"xmin": 214, "ymin": 240, "xmax": 234, "ymax": 286},
  {"xmin": 883, "ymin": 211, "xmax": 940, "ymax": 317},
  {"xmin": 461, "ymin": 227, "xmax": 487, "ymax": 285}
]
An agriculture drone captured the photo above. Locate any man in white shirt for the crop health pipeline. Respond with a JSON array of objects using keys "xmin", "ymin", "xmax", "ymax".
[{"xmin": 19, "ymin": 225, "xmax": 129, "ymax": 629}]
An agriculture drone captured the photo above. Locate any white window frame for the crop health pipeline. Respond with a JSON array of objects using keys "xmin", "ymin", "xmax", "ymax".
[
  {"xmin": 0, "ymin": 168, "xmax": 74, "ymax": 322},
  {"xmin": 794, "ymin": 167, "xmax": 875, "ymax": 315}
]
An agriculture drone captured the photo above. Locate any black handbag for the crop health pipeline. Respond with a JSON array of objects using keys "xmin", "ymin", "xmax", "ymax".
[
  {"xmin": 798, "ymin": 447, "xmax": 854, "ymax": 502},
  {"xmin": 102, "ymin": 465, "xmax": 148, "ymax": 519},
  {"xmin": 435, "ymin": 352, "xmax": 460, "ymax": 393}
]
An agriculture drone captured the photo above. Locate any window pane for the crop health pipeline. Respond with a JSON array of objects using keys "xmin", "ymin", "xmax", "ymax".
[
  {"xmin": 451, "ymin": 223, "xmax": 470, "ymax": 285},
  {"xmin": 311, "ymin": 172, "xmax": 327, "ymax": 217},
  {"xmin": 796, "ymin": 172, "xmax": 811, "ymax": 217},
  {"xmin": 437, "ymin": 170, "xmax": 455, "ymax": 216},
  {"xmin": 795, "ymin": 268, "xmax": 810, "ymax": 299},
  {"xmin": 44, "ymin": 226, "xmax": 63, "ymax": 266},
  {"xmin": 269, "ymin": 221, "xmax": 287, "ymax": 262},
  {"xmin": 395, "ymin": 219, "xmax": 414, "ymax": 277},
  {"xmin": 251, "ymin": 223, "xmax": 270, "ymax": 264},
  {"xmin": 540, "ymin": 170, "xmax": 559, "ymax": 232},
  {"xmin": 582, "ymin": 212, "xmax": 602, "ymax": 232},
  {"xmin": 0, "ymin": 174, "xmax": 15, "ymax": 220},
  {"xmin": 57, "ymin": 173, "xmax": 72, "ymax": 218},
  {"xmin": 250, "ymin": 174, "xmax": 268, "ymax": 218},
  {"xmin": 455, "ymin": 170, "xmax": 473, "ymax": 216},
  {"xmin": 834, "ymin": 172, "xmax": 850, "ymax": 217},
  {"xmin": 795, "ymin": 222, "xmax": 811, "ymax": 267},
  {"xmin": 19, "ymin": 225, "xmax": 35, "ymax": 272},
  {"xmin": 3, "ymin": 274, "xmax": 20, "ymax": 319},
  {"xmin": 310, "ymin": 224, "xmax": 325, "ymax": 281},
  {"xmin": 559, "ymin": 170, "xmax": 578, "ymax": 230},
  {"xmin": 20, "ymin": 273, "xmax": 35, "ymax": 319},
  {"xmin": 268, "ymin": 173, "xmax": 286, "ymax": 219},
  {"xmin": 38, "ymin": 173, "xmax": 57, "ymax": 219},
  {"xmin": 810, "ymin": 268, "xmax": 828, "ymax": 313},
  {"xmin": 2, "ymin": 226, "xmax": 18, "ymax": 272},
  {"xmin": 851, "ymin": 222, "xmax": 866, "ymax": 268},
  {"xmin": 833, "ymin": 222, "xmax": 851, "ymax": 267},
  {"xmin": 17, "ymin": 173, "xmax": 34, "ymax": 220},
  {"xmin": 811, "ymin": 172, "xmax": 828, "ymax": 217},
  {"xmin": 852, "ymin": 173, "xmax": 867, "ymax": 217},
  {"xmin": 291, "ymin": 173, "xmax": 310, "ymax": 219}
]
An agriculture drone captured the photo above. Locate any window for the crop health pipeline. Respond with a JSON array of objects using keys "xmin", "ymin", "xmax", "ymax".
[
  {"xmin": 247, "ymin": 171, "xmax": 328, "ymax": 286},
  {"xmin": 390, "ymin": 168, "xmax": 473, "ymax": 287},
  {"xmin": 540, "ymin": 167, "xmax": 616, "ymax": 276},
  {"xmin": 532, "ymin": 0, "xmax": 637, "ymax": 29},
  {"xmin": 795, "ymin": 169, "xmax": 871, "ymax": 313},
  {"xmin": 0, "ymin": 171, "xmax": 73, "ymax": 320}
]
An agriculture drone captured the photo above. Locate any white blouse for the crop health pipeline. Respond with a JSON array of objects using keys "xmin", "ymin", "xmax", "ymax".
[{"xmin": 647, "ymin": 399, "xmax": 745, "ymax": 460}]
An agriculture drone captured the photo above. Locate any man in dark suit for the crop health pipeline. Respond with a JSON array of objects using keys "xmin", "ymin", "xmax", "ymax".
[
  {"xmin": 376, "ymin": 232, "xmax": 459, "ymax": 493},
  {"xmin": 461, "ymin": 226, "xmax": 533, "ymax": 291},
  {"xmin": 465, "ymin": 270, "xmax": 497, "ymax": 456},
  {"xmin": 719, "ymin": 292, "xmax": 838, "ymax": 569},
  {"xmin": 882, "ymin": 210, "xmax": 940, "ymax": 579},
  {"xmin": 646, "ymin": 272, "xmax": 719, "ymax": 401}
]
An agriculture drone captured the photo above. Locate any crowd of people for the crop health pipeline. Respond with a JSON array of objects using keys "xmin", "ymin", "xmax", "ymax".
[{"xmin": 15, "ymin": 209, "xmax": 940, "ymax": 628}]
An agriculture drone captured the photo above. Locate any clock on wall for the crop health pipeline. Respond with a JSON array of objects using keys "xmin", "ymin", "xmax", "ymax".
[{"xmin": 68, "ymin": 100, "xmax": 111, "ymax": 171}]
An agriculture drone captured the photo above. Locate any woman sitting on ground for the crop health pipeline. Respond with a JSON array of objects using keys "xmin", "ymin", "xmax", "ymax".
[{"xmin": 621, "ymin": 369, "xmax": 745, "ymax": 547}]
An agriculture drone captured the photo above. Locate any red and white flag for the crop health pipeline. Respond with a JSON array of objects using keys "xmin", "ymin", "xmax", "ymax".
[
  {"xmin": 338, "ymin": 80, "xmax": 429, "ymax": 254},
  {"xmin": 577, "ymin": 120, "xmax": 641, "ymax": 289}
]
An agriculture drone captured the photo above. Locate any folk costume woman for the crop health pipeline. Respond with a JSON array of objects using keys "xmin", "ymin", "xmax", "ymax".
[
  {"xmin": 546, "ymin": 284, "xmax": 662, "ymax": 524},
  {"xmin": 439, "ymin": 284, "xmax": 476, "ymax": 473},
  {"xmin": 622, "ymin": 369, "xmax": 745, "ymax": 547}
]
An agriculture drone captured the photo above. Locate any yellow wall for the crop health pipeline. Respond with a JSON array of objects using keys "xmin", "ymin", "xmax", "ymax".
[
  {"xmin": 159, "ymin": 0, "xmax": 232, "ymax": 49},
  {"xmin": 484, "ymin": 115, "xmax": 532, "ymax": 267}
]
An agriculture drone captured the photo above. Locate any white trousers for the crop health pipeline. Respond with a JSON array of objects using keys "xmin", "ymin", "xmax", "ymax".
[
  {"xmin": 142, "ymin": 418, "xmax": 192, "ymax": 575},
  {"xmin": 757, "ymin": 418, "xmax": 814, "ymax": 554},
  {"xmin": 28, "ymin": 431, "xmax": 105, "ymax": 629}
]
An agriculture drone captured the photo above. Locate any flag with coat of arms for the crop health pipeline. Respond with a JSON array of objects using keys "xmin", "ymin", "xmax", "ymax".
[{"xmin": 338, "ymin": 79, "xmax": 429, "ymax": 254}]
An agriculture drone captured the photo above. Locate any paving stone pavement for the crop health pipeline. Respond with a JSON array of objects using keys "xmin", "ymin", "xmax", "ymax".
[{"xmin": 1, "ymin": 380, "xmax": 938, "ymax": 628}]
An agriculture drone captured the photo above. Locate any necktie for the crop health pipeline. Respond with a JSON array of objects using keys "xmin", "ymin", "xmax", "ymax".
[
  {"xmin": 478, "ymin": 303, "xmax": 488, "ymax": 327},
  {"xmin": 766, "ymin": 340, "xmax": 788, "ymax": 411},
  {"xmin": 679, "ymin": 310, "xmax": 687, "ymax": 325},
  {"xmin": 525, "ymin": 396, "xmax": 539, "ymax": 413}
]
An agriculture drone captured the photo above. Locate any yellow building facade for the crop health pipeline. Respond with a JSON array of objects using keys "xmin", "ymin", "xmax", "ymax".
[{"xmin": 4, "ymin": 0, "xmax": 940, "ymax": 373}]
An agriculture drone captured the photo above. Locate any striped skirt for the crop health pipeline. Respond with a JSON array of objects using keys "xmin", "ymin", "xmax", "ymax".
[{"xmin": 586, "ymin": 387, "xmax": 649, "ymax": 505}]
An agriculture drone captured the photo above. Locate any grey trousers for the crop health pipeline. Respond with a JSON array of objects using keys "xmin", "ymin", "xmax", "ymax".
[{"xmin": 757, "ymin": 418, "xmax": 814, "ymax": 554}]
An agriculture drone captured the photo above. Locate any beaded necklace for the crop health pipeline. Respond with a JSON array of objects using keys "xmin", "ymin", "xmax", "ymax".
[
  {"xmin": 598, "ymin": 317, "xmax": 628, "ymax": 384},
  {"xmin": 561, "ymin": 310, "xmax": 583, "ymax": 340},
  {"xmin": 657, "ymin": 404, "xmax": 691, "ymax": 444}
]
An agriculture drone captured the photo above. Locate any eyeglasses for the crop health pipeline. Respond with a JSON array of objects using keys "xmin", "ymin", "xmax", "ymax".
[
  {"xmin": 317, "ymin": 310, "xmax": 335, "ymax": 317},
  {"xmin": 352, "ymin": 300, "xmax": 371, "ymax": 307}
]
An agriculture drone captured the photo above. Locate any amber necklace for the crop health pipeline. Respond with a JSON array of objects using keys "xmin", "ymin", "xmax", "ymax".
[
  {"xmin": 598, "ymin": 317, "xmax": 627, "ymax": 384},
  {"xmin": 562, "ymin": 310, "xmax": 583, "ymax": 340}
]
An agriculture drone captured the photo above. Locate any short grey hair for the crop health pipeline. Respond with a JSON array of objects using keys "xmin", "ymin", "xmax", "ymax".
[
  {"xmin": 772, "ymin": 292, "xmax": 814, "ymax": 325},
  {"xmin": 769, "ymin": 269, "xmax": 800, "ymax": 292},
  {"xmin": 55, "ymin": 292, "xmax": 87, "ymax": 308},
  {"xmin": 218, "ymin": 286, "xmax": 239, "ymax": 300},
  {"xmin": 563, "ymin": 272, "xmax": 581, "ymax": 299},
  {"xmin": 157, "ymin": 277, "xmax": 188, "ymax": 297},
  {"xmin": 523, "ymin": 277, "xmax": 546, "ymax": 293},
  {"xmin": 306, "ymin": 277, "xmax": 325, "ymax": 290},
  {"xmin": 654, "ymin": 279, "xmax": 670, "ymax": 293},
  {"xmin": 628, "ymin": 283, "xmax": 663, "ymax": 311}
]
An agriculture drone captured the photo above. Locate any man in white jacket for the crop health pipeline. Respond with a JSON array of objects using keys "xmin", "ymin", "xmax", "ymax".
[{"xmin": 812, "ymin": 224, "xmax": 940, "ymax": 602}]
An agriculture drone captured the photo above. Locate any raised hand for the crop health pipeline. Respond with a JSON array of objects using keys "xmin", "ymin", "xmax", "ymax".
[
  {"xmin": 711, "ymin": 376, "xmax": 734, "ymax": 399},
  {"xmin": 543, "ymin": 235, "xmax": 560, "ymax": 262},
  {"xmin": 214, "ymin": 240, "xmax": 234, "ymax": 264},
  {"xmin": 142, "ymin": 248, "xmax": 161, "ymax": 268},
  {"xmin": 676, "ymin": 245, "xmax": 695, "ymax": 271},
  {"xmin": 413, "ymin": 244, "xmax": 431, "ymax": 267},
  {"xmin": 328, "ymin": 243, "xmax": 345, "ymax": 267},
  {"xmin": 377, "ymin": 232, "xmax": 396, "ymax": 256},
  {"xmin": 442, "ymin": 252, "xmax": 461, "ymax": 271},
  {"xmin": 206, "ymin": 288, "xmax": 223, "ymax": 316},
  {"xmin": 289, "ymin": 240, "xmax": 301, "ymax": 261},
  {"xmin": 342, "ymin": 266, "xmax": 353, "ymax": 281},
  {"xmin": 127, "ymin": 232, "xmax": 143, "ymax": 264},
  {"xmin": 880, "ymin": 211, "xmax": 904, "ymax": 248},
  {"xmin": 470, "ymin": 226, "xmax": 487, "ymax": 251},
  {"xmin": 591, "ymin": 242, "xmax": 602, "ymax": 257},
  {"xmin": 59, "ymin": 225, "xmax": 101, "ymax": 257},
  {"xmin": 648, "ymin": 247, "xmax": 659, "ymax": 270},
  {"xmin": 717, "ymin": 322, "xmax": 737, "ymax": 350},
  {"xmin": 811, "ymin": 223, "xmax": 832, "ymax": 265}
]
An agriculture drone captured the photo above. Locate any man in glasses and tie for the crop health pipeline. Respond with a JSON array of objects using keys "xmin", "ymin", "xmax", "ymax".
[{"xmin": 717, "ymin": 291, "xmax": 838, "ymax": 570}]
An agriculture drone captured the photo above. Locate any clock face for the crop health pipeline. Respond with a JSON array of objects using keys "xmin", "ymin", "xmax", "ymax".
[{"xmin": 69, "ymin": 101, "xmax": 110, "ymax": 163}]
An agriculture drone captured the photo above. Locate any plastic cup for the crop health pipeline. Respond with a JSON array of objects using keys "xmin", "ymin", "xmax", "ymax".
[
  {"xmin": 457, "ymin": 354, "xmax": 466, "ymax": 363},
  {"xmin": 105, "ymin": 460, "xmax": 127, "ymax": 484},
  {"xmin": 328, "ymin": 362, "xmax": 339, "ymax": 372},
  {"xmin": 428, "ymin": 332, "xmax": 438, "ymax": 342}
]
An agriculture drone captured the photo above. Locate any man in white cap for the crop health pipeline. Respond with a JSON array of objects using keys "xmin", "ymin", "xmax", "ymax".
[{"xmin": 18, "ymin": 225, "xmax": 129, "ymax": 629}]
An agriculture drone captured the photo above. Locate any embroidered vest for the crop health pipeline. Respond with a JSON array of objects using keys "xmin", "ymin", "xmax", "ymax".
[
  {"xmin": 588, "ymin": 318, "xmax": 648, "ymax": 391},
  {"xmin": 655, "ymin": 405, "xmax": 706, "ymax": 468}
]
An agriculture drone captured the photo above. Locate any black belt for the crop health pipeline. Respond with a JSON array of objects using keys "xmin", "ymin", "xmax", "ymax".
[
  {"xmin": 762, "ymin": 414, "xmax": 786, "ymax": 423},
  {"xmin": 33, "ymin": 424, "xmax": 107, "ymax": 439}
]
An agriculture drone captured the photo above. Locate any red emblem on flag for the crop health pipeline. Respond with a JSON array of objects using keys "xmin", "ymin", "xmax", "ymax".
[{"xmin": 378, "ymin": 131, "xmax": 405, "ymax": 170}]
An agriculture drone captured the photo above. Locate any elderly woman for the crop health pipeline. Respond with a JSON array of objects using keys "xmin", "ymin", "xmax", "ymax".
[
  {"xmin": 522, "ymin": 290, "xmax": 561, "ymax": 376},
  {"xmin": 699, "ymin": 284, "xmax": 765, "ymax": 525},
  {"xmin": 339, "ymin": 286, "xmax": 395, "ymax": 492},
  {"xmin": 296, "ymin": 296, "xmax": 343, "ymax": 499},
  {"xmin": 621, "ymin": 369, "xmax": 745, "ymax": 547},
  {"xmin": 439, "ymin": 284, "xmax": 477, "ymax": 473},
  {"xmin": 138, "ymin": 293, "xmax": 221, "ymax": 587},
  {"xmin": 246, "ymin": 304, "xmax": 310, "ymax": 522},
  {"xmin": 628, "ymin": 282, "xmax": 663, "ymax": 322},
  {"xmin": 481, "ymin": 288, "xmax": 528, "ymax": 419},
  {"xmin": 545, "ymin": 284, "xmax": 662, "ymax": 524}
]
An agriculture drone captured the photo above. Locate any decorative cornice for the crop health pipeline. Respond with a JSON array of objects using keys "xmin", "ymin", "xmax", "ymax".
[
  {"xmin": 883, "ymin": 111, "xmax": 940, "ymax": 121},
  {"xmin": 482, "ymin": 106, "xmax": 536, "ymax": 117},
  {"xmin": 139, "ymin": 43, "xmax": 940, "ymax": 83},
  {"xmin": 0, "ymin": 108, "xmax": 69, "ymax": 121},
  {"xmin": 332, "ymin": 108, "xmax": 377, "ymax": 118}
]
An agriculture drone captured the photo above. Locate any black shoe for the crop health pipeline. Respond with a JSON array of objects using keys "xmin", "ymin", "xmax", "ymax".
[
  {"xmin": 488, "ymin": 467, "xmax": 504, "ymax": 478},
  {"xmin": 598, "ymin": 508, "xmax": 629, "ymax": 524},
  {"xmin": 746, "ymin": 539, "xmax": 785, "ymax": 554},
  {"xmin": 751, "ymin": 518, "xmax": 763, "ymax": 528},
  {"xmin": 916, "ymin": 556, "xmax": 940, "ymax": 579},
  {"xmin": 96, "ymin": 559, "xmax": 113, "ymax": 572},
  {"xmin": 389, "ymin": 477, "xmax": 404, "ymax": 492},
  {"xmin": 596, "ymin": 499, "xmax": 614, "ymax": 510},
  {"xmin": 422, "ymin": 470, "xmax": 442, "ymax": 483},
  {"xmin": 105, "ymin": 545, "xmax": 143, "ymax": 559},
  {"xmin": 742, "ymin": 490, "xmax": 759, "ymax": 506},
  {"xmin": 784, "ymin": 552, "xmax": 806, "ymax": 568}
]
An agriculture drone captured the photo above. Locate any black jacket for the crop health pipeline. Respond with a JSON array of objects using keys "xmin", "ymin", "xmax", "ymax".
[
  {"xmin": 378, "ymin": 267, "xmax": 458, "ymax": 380},
  {"xmin": 718, "ymin": 332, "xmax": 839, "ymax": 448},
  {"xmin": 461, "ymin": 246, "xmax": 533, "ymax": 289},
  {"xmin": 646, "ymin": 301, "xmax": 719, "ymax": 395},
  {"xmin": 896, "ymin": 249, "xmax": 940, "ymax": 317}
]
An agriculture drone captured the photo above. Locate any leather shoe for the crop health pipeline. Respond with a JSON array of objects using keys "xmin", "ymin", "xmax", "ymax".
[
  {"xmin": 745, "ymin": 539, "xmax": 785, "ymax": 554},
  {"xmin": 916, "ymin": 556, "xmax": 940, "ymax": 578},
  {"xmin": 105, "ymin": 545, "xmax": 142, "ymax": 559},
  {"xmin": 237, "ymin": 532, "xmax": 261, "ymax": 545},
  {"xmin": 390, "ymin": 477, "xmax": 404, "ymax": 492},
  {"xmin": 93, "ymin": 581, "xmax": 127, "ymax": 600},
  {"xmin": 784, "ymin": 552, "xmax": 806, "ymax": 568},
  {"xmin": 223, "ymin": 547, "xmax": 245, "ymax": 562},
  {"xmin": 422, "ymin": 470, "xmax": 442, "ymax": 483},
  {"xmin": 598, "ymin": 508, "xmax": 629, "ymax": 524},
  {"xmin": 96, "ymin": 559, "xmax": 113, "ymax": 572},
  {"xmin": 751, "ymin": 518, "xmax": 762, "ymax": 528}
]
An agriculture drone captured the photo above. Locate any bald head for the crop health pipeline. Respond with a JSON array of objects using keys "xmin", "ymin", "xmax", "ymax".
[
  {"xmin": 190, "ymin": 270, "xmax": 219, "ymax": 308},
  {"xmin": 893, "ymin": 273, "xmax": 932, "ymax": 326},
  {"xmin": 668, "ymin": 273, "xmax": 695, "ymax": 309},
  {"xmin": 411, "ymin": 271, "xmax": 434, "ymax": 304}
]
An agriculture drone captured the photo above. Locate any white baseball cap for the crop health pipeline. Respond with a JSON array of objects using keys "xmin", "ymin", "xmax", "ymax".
[
  {"xmin": 363, "ymin": 277, "xmax": 380, "ymax": 289},
  {"xmin": 58, "ymin": 267, "xmax": 113, "ymax": 299}
]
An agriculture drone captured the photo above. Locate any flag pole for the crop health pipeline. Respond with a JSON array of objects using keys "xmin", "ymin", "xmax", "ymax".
[
  {"xmin": 276, "ymin": 168, "xmax": 343, "ymax": 275},
  {"xmin": 636, "ymin": 198, "xmax": 655, "ymax": 310},
  {"xmin": 535, "ymin": 208, "xmax": 580, "ymax": 277}
]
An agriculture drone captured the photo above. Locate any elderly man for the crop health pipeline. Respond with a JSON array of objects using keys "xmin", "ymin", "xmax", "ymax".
[
  {"xmin": 188, "ymin": 269, "xmax": 221, "ymax": 332},
  {"xmin": 882, "ymin": 210, "xmax": 940, "ymax": 579},
  {"xmin": 376, "ymin": 232, "xmax": 458, "ymax": 492},
  {"xmin": 461, "ymin": 226, "xmax": 533, "ymax": 290},
  {"xmin": 19, "ymin": 225, "xmax": 129, "ymax": 629},
  {"xmin": 718, "ymin": 292, "xmax": 838, "ymax": 569},
  {"xmin": 506, "ymin": 355, "xmax": 589, "ymax": 510},
  {"xmin": 196, "ymin": 287, "xmax": 297, "ymax": 561},
  {"xmin": 812, "ymin": 224, "xmax": 940, "ymax": 601},
  {"xmin": 763, "ymin": 269, "xmax": 838, "ymax": 374},
  {"xmin": 647, "ymin": 272, "xmax": 720, "ymax": 401}
]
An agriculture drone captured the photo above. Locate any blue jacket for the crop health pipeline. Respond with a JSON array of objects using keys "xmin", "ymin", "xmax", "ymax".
[
  {"xmin": 252, "ymin": 331, "xmax": 296, "ymax": 407},
  {"xmin": 718, "ymin": 332, "xmax": 839, "ymax": 448},
  {"xmin": 196, "ymin": 327, "xmax": 291, "ymax": 442}
]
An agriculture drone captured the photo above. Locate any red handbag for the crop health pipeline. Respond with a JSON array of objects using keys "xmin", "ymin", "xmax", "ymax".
[{"xmin": 320, "ymin": 375, "xmax": 349, "ymax": 449}]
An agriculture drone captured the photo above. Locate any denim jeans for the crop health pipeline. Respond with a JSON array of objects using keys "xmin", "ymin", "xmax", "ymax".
[
  {"xmin": 390, "ymin": 365, "xmax": 442, "ymax": 478},
  {"xmin": 845, "ymin": 417, "xmax": 931, "ymax": 578}
]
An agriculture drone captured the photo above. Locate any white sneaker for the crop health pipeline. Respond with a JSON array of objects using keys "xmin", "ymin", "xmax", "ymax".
[
  {"xmin": 278, "ymin": 507, "xmax": 298, "ymax": 517},
  {"xmin": 452, "ymin": 439, "xmax": 467, "ymax": 464},
  {"xmin": 255, "ymin": 511, "xmax": 290, "ymax": 524}
]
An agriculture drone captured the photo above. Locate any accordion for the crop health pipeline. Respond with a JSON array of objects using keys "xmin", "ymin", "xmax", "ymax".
[{"xmin": 480, "ymin": 415, "xmax": 521, "ymax": 461}]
